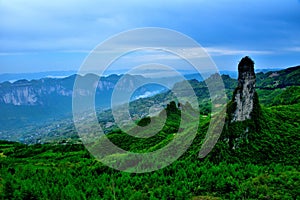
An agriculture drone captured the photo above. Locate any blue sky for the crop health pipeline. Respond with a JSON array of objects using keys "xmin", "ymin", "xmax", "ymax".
[{"xmin": 0, "ymin": 0, "xmax": 300, "ymax": 73}]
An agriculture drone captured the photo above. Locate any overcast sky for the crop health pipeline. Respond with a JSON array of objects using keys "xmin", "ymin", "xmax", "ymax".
[{"xmin": 1, "ymin": 0, "xmax": 300, "ymax": 73}]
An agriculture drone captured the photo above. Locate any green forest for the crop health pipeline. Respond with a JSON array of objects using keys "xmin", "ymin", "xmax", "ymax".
[{"xmin": 0, "ymin": 67, "xmax": 299, "ymax": 199}]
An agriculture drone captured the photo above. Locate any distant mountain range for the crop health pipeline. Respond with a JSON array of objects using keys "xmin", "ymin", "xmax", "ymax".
[
  {"xmin": 0, "ymin": 73, "xmax": 171, "ymax": 130},
  {"xmin": 0, "ymin": 68, "xmax": 284, "ymax": 83},
  {"xmin": 0, "ymin": 71, "xmax": 77, "ymax": 83},
  {"xmin": 0, "ymin": 66, "xmax": 299, "ymax": 140}
]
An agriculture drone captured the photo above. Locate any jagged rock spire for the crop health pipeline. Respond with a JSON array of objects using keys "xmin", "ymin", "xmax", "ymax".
[{"xmin": 232, "ymin": 56, "xmax": 256, "ymax": 122}]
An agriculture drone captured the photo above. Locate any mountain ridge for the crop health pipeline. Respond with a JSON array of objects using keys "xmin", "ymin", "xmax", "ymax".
[{"xmin": 0, "ymin": 65, "xmax": 299, "ymax": 143}]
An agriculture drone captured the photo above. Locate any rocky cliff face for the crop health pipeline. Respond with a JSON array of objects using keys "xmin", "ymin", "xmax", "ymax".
[
  {"xmin": 0, "ymin": 74, "xmax": 142, "ymax": 107},
  {"xmin": 0, "ymin": 79, "xmax": 73, "ymax": 106},
  {"xmin": 219, "ymin": 56, "xmax": 261, "ymax": 151},
  {"xmin": 232, "ymin": 56, "xmax": 256, "ymax": 122}
]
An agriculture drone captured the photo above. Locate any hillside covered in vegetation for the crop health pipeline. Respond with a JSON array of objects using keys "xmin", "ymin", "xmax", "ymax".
[{"xmin": 0, "ymin": 64, "xmax": 299, "ymax": 199}]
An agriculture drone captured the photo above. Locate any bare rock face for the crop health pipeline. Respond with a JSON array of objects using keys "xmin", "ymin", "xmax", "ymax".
[{"xmin": 232, "ymin": 56, "xmax": 256, "ymax": 122}]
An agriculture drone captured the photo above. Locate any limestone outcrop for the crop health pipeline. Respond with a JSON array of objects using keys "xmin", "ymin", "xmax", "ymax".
[{"xmin": 232, "ymin": 56, "xmax": 256, "ymax": 122}]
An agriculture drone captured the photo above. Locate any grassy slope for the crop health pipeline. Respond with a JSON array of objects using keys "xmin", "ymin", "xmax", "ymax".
[{"xmin": 0, "ymin": 100, "xmax": 299, "ymax": 199}]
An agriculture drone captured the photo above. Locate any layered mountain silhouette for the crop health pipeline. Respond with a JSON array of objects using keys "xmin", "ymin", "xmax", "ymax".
[{"xmin": 0, "ymin": 64, "xmax": 299, "ymax": 142}]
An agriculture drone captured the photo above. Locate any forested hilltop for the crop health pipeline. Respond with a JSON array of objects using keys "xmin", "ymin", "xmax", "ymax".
[{"xmin": 0, "ymin": 61, "xmax": 299, "ymax": 199}]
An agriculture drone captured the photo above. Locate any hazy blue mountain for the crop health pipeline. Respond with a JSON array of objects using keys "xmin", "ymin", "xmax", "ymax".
[
  {"xmin": 0, "ymin": 71, "xmax": 77, "ymax": 83},
  {"xmin": 0, "ymin": 68, "xmax": 282, "ymax": 84},
  {"xmin": 0, "ymin": 74, "xmax": 167, "ymax": 130}
]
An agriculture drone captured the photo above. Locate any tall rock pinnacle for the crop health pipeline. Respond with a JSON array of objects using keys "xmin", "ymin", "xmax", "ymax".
[{"xmin": 232, "ymin": 56, "xmax": 256, "ymax": 122}]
